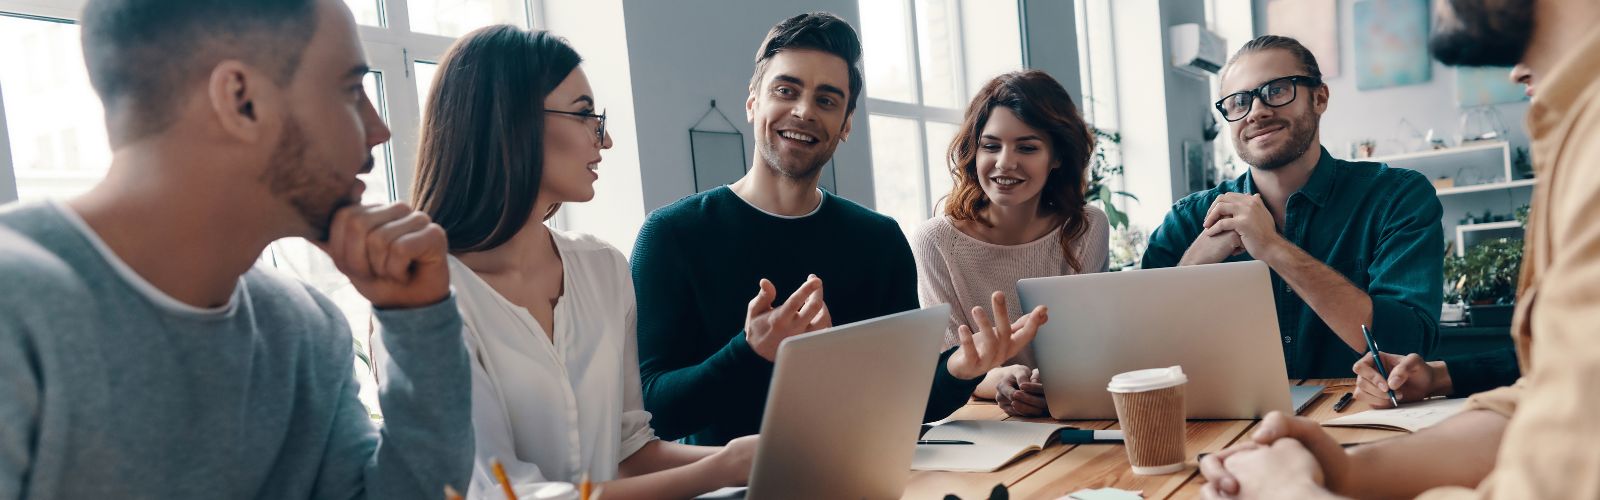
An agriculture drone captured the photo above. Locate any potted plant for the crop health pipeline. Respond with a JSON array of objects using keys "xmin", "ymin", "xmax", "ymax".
[
  {"xmin": 1444, "ymin": 237, "xmax": 1523, "ymax": 326},
  {"xmin": 1086, "ymin": 128, "xmax": 1139, "ymax": 230}
]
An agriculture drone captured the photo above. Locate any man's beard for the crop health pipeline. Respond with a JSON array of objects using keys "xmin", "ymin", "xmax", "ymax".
[
  {"xmin": 757, "ymin": 135, "xmax": 833, "ymax": 181},
  {"xmin": 1429, "ymin": 0, "xmax": 1536, "ymax": 67},
  {"xmin": 1235, "ymin": 113, "xmax": 1319, "ymax": 171},
  {"xmin": 259, "ymin": 118, "xmax": 364, "ymax": 241}
]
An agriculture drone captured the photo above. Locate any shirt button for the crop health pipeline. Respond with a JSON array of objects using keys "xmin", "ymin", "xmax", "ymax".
[{"xmin": 1283, "ymin": 336, "xmax": 1293, "ymax": 344}]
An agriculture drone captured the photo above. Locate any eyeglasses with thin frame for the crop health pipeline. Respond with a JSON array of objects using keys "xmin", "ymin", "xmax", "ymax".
[
  {"xmin": 1213, "ymin": 75, "xmax": 1321, "ymax": 122},
  {"xmin": 544, "ymin": 108, "xmax": 607, "ymax": 144}
]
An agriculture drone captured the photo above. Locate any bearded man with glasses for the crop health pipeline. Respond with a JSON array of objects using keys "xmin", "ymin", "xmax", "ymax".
[{"xmin": 1141, "ymin": 35, "xmax": 1445, "ymax": 379}]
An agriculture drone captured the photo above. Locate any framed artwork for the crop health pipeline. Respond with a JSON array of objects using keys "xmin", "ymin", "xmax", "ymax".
[
  {"xmin": 1353, "ymin": 0, "xmax": 1432, "ymax": 90},
  {"xmin": 1267, "ymin": 0, "xmax": 1340, "ymax": 79},
  {"xmin": 1455, "ymin": 66, "xmax": 1528, "ymax": 107}
]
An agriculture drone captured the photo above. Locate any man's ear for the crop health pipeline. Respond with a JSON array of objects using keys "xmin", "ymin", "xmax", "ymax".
[
  {"xmin": 1312, "ymin": 84, "xmax": 1330, "ymax": 114},
  {"xmin": 206, "ymin": 60, "xmax": 274, "ymax": 144},
  {"xmin": 838, "ymin": 113, "xmax": 853, "ymax": 143},
  {"xmin": 746, "ymin": 91, "xmax": 758, "ymax": 123}
]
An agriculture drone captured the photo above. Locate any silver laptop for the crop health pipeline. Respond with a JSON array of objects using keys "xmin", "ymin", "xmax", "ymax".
[
  {"xmin": 1017, "ymin": 261, "xmax": 1293, "ymax": 420},
  {"xmin": 732, "ymin": 305, "xmax": 948, "ymax": 500}
]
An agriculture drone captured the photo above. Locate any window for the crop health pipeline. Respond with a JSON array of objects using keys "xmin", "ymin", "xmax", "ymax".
[
  {"xmin": 0, "ymin": 15, "xmax": 109, "ymax": 202},
  {"xmin": 0, "ymin": 0, "xmax": 541, "ymax": 417},
  {"xmin": 858, "ymin": 0, "xmax": 1020, "ymax": 234}
]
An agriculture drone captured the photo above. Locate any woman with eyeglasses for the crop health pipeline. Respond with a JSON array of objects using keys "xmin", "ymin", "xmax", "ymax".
[
  {"xmin": 910, "ymin": 70, "xmax": 1109, "ymax": 418},
  {"xmin": 375, "ymin": 26, "xmax": 756, "ymax": 499}
]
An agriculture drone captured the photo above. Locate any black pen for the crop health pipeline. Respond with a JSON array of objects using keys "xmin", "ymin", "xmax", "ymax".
[
  {"xmin": 1333, "ymin": 391, "xmax": 1354, "ymax": 412},
  {"xmin": 1362, "ymin": 325, "xmax": 1401, "ymax": 407},
  {"xmin": 916, "ymin": 439, "xmax": 974, "ymax": 445}
]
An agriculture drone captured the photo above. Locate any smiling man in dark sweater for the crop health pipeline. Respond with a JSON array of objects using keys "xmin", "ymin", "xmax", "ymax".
[{"xmin": 630, "ymin": 12, "xmax": 1044, "ymax": 445}]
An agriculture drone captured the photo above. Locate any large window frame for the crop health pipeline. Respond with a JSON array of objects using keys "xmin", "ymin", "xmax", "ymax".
[
  {"xmin": 861, "ymin": 0, "xmax": 971, "ymax": 233},
  {"xmin": 0, "ymin": 0, "xmax": 542, "ymax": 415},
  {"xmin": 0, "ymin": 0, "xmax": 542, "ymax": 205}
]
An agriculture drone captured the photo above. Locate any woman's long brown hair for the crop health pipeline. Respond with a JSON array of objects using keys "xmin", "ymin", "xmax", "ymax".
[
  {"xmin": 410, "ymin": 26, "xmax": 581, "ymax": 253},
  {"xmin": 942, "ymin": 70, "xmax": 1096, "ymax": 272}
]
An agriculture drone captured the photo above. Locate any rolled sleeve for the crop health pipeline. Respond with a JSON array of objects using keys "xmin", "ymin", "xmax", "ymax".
[{"xmin": 1366, "ymin": 172, "xmax": 1444, "ymax": 357}]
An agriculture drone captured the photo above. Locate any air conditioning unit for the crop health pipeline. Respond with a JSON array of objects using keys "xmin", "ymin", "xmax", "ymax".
[{"xmin": 1170, "ymin": 23, "xmax": 1226, "ymax": 78}]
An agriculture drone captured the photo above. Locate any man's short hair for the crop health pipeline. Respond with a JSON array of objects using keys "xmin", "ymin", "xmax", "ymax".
[
  {"xmin": 1223, "ymin": 35, "xmax": 1324, "ymax": 82},
  {"xmin": 80, "ymin": 0, "xmax": 318, "ymax": 144},
  {"xmin": 749, "ymin": 12, "xmax": 865, "ymax": 116}
]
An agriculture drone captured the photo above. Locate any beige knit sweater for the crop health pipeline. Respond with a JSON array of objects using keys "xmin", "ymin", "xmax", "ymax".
[{"xmin": 910, "ymin": 206, "xmax": 1110, "ymax": 368}]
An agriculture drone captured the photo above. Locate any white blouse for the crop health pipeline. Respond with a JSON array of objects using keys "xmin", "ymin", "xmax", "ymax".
[{"xmin": 441, "ymin": 229, "xmax": 657, "ymax": 497}]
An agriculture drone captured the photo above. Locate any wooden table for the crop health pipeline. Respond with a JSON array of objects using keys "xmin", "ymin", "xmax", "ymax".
[{"xmin": 900, "ymin": 379, "xmax": 1406, "ymax": 500}]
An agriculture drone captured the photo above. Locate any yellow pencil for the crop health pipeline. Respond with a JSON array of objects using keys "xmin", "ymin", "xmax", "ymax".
[
  {"xmin": 491, "ymin": 458, "xmax": 519, "ymax": 500},
  {"xmin": 579, "ymin": 473, "xmax": 592, "ymax": 500},
  {"xmin": 443, "ymin": 485, "xmax": 464, "ymax": 500}
]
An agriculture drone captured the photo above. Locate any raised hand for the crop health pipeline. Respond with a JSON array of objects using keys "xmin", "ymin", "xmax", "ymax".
[
  {"xmin": 945, "ymin": 292, "xmax": 1047, "ymax": 380},
  {"xmin": 744, "ymin": 275, "xmax": 832, "ymax": 361}
]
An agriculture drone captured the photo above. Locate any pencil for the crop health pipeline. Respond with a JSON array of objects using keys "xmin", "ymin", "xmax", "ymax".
[
  {"xmin": 580, "ymin": 473, "xmax": 592, "ymax": 500},
  {"xmin": 491, "ymin": 458, "xmax": 518, "ymax": 500},
  {"xmin": 444, "ymin": 485, "xmax": 464, "ymax": 500}
]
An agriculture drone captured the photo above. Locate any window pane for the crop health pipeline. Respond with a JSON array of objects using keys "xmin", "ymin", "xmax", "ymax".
[
  {"xmin": 0, "ymin": 16, "xmax": 110, "ymax": 202},
  {"xmin": 414, "ymin": 61, "xmax": 438, "ymax": 116},
  {"xmin": 868, "ymin": 115, "xmax": 926, "ymax": 233},
  {"xmin": 358, "ymin": 71, "xmax": 394, "ymax": 205},
  {"xmin": 914, "ymin": 0, "xmax": 962, "ymax": 108},
  {"xmin": 344, "ymin": 0, "xmax": 384, "ymax": 27},
  {"xmin": 407, "ymin": 0, "xmax": 529, "ymax": 38},
  {"xmin": 858, "ymin": 0, "xmax": 918, "ymax": 103},
  {"xmin": 925, "ymin": 121, "xmax": 959, "ymax": 214},
  {"xmin": 259, "ymin": 70, "xmax": 394, "ymax": 418}
]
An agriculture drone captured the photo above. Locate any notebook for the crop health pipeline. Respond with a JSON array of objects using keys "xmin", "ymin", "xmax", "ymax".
[
  {"xmin": 911, "ymin": 420, "xmax": 1076, "ymax": 472},
  {"xmin": 1321, "ymin": 398, "xmax": 1468, "ymax": 432}
]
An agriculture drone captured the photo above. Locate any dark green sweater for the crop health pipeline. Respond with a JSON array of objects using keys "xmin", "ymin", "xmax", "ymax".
[{"xmin": 630, "ymin": 186, "xmax": 980, "ymax": 445}]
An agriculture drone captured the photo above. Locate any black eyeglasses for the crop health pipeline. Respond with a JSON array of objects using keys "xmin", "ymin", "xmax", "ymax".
[
  {"xmin": 544, "ymin": 108, "xmax": 607, "ymax": 144},
  {"xmin": 1213, "ymin": 76, "xmax": 1321, "ymax": 122}
]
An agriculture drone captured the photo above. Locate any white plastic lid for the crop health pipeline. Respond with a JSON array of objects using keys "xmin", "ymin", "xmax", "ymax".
[
  {"xmin": 515, "ymin": 482, "xmax": 579, "ymax": 500},
  {"xmin": 1106, "ymin": 366, "xmax": 1188, "ymax": 393}
]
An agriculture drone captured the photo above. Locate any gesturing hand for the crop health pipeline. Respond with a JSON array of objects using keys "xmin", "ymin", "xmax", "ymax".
[
  {"xmin": 945, "ymin": 292, "xmax": 1047, "ymax": 380},
  {"xmin": 745, "ymin": 275, "xmax": 832, "ymax": 361},
  {"xmin": 316, "ymin": 202, "xmax": 450, "ymax": 310}
]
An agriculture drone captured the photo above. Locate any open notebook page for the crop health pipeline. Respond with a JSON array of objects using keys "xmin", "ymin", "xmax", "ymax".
[{"xmin": 1321, "ymin": 398, "xmax": 1468, "ymax": 432}]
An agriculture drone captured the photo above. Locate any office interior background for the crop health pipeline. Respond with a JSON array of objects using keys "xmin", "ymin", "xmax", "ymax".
[{"xmin": 0, "ymin": 0, "xmax": 1527, "ymax": 412}]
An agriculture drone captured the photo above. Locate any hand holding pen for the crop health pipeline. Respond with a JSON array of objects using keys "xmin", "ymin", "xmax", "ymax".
[{"xmin": 1360, "ymin": 325, "xmax": 1400, "ymax": 407}]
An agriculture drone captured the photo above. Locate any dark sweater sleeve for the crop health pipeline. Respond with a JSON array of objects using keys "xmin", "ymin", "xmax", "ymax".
[
  {"xmin": 1142, "ymin": 197, "xmax": 1206, "ymax": 270},
  {"xmin": 879, "ymin": 222, "xmax": 985, "ymax": 421},
  {"xmin": 632, "ymin": 213, "xmax": 773, "ymax": 441},
  {"xmin": 1442, "ymin": 348, "xmax": 1521, "ymax": 398}
]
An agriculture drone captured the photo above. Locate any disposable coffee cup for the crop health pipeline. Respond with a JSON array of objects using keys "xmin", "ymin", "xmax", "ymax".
[{"xmin": 1107, "ymin": 366, "xmax": 1188, "ymax": 475}]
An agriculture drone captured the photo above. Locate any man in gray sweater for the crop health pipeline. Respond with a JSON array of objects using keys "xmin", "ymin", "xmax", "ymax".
[{"xmin": 0, "ymin": 0, "xmax": 472, "ymax": 498}]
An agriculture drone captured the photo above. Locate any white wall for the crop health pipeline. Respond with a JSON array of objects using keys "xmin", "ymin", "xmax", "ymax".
[
  {"xmin": 1312, "ymin": 0, "xmax": 1529, "ymax": 161},
  {"xmin": 544, "ymin": 0, "xmax": 649, "ymax": 254},
  {"xmin": 1084, "ymin": 0, "xmax": 1218, "ymax": 234},
  {"xmin": 620, "ymin": 0, "xmax": 876, "ymax": 218},
  {"xmin": 0, "ymin": 78, "xmax": 15, "ymax": 203}
]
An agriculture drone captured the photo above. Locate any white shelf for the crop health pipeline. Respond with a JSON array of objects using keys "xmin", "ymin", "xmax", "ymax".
[
  {"xmin": 1458, "ymin": 220, "xmax": 1523, "ymax": 232},
  {"xmin": 1436, "ymin": 178, "xmax": 1537, "ymax": 196},
  {"xmin": 1364, "ymin": 140, "xmax": 1508, "ymax": 164}
]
